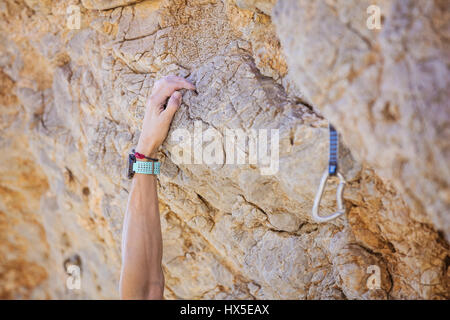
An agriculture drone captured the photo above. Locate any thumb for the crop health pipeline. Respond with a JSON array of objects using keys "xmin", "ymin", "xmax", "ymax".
[{"xmin": 163, "ymin": 91, "xmax": 182, "ymax": 120}]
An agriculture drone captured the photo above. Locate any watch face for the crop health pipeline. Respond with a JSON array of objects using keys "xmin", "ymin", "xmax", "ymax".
[{"xmin": 127, "ymin": 153, "xmax": 136, "ymax": 179}]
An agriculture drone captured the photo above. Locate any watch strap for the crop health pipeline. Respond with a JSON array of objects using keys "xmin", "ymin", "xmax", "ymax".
[
  {"xmin": 132, "ymin": 160, "xmax": 160, "ymax": 175},
  {"xmin": 132, "ymin": 149, "xmax": 158, "ymax": 162}
]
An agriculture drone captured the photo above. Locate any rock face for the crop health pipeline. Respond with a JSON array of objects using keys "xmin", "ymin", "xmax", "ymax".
[
  {"xmin": 273, "ymin": 0, "xmax": 450, "ymax": 242},
  {"xmin": 0, "ymin": 0, "xmax": 448, "ymax": 299}
]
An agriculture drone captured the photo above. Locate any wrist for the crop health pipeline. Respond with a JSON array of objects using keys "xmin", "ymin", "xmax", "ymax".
[{"xmin": 136, "ymin": 138, "xmax": 158, "ymax": 158}]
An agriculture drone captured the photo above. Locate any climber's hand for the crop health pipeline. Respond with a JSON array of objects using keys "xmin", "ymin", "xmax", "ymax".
[{"xmin": 136, "ymin": 75, "xmax": 196, "ymax": 157}]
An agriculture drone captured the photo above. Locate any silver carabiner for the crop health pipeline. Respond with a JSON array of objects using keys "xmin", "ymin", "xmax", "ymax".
[{"xmin": 312, "ymin": 170, "xmax": 346, "ymax": 222}]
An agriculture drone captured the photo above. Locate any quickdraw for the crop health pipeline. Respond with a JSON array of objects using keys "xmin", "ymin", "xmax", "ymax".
[{"xmin": 312, "ymin": 124, "xmax": 346, "ymax": 222}]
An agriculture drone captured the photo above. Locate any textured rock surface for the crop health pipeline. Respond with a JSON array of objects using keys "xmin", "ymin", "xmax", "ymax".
[
  {"xmin": 273, "ymin": 0, "xmax": 450, "ymax": 240},
  {"xmin": 0, "ymin": 0, "xmax": 448, "ymax": 299}
]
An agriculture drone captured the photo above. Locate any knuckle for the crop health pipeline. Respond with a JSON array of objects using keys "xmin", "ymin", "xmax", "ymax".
[
  {"xmin": 153, "ymin": 75, "xmax": 186, "ymax": 90},
  {"xmin": 151, "ymin": 83, "xmax": 160, "ymax": 92},
  {"xmin": 161, "ymin": 76, "xmax": 175, "ymax": 85},
  {"xmin": 165, "ymin": 75, "xmax": 177, "ymax": 81},
  {"xmin": 147, "ymin": 94, "xmax": 158, "ymax": 106},
  {"xmin": 153, "ymin": 77, "xmax": 174, "ymax": 90},
  {"xmin": 154, "ymin": 77, "xmax": 169, "ymax": 86}
]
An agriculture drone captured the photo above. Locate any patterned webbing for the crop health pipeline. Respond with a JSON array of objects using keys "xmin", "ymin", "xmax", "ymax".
[{"xmin": 328, "ymin": 124, "xmax": 338, "ymax": 176}]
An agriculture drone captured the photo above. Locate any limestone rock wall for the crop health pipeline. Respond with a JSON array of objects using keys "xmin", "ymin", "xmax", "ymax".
[
  {"xmin": 0, "ymin": 0, "xmax": 448, "ymax": 299},
  {"xmin": 273, "ymin": 0, "xmax": 450, "ymax": 242}
]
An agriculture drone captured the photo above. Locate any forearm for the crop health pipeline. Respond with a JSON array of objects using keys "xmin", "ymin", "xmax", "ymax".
[
  {"xmin": 120, "ymin": 173, "xmax": 164, "ymax": 299},
  {"xmin": 119, "ymin": 75, "xmax": 194, "ymax": 300}
]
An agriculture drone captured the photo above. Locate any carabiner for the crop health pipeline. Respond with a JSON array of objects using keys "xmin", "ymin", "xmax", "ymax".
[{"xmin": 312, "ymin": 169, "xmax": 346, "ymax": 222}]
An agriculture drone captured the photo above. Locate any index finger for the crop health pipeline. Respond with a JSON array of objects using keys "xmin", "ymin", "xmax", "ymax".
[{"xmin": 148, "ymin": 76, "xmax": 195, "ymax": 107}]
